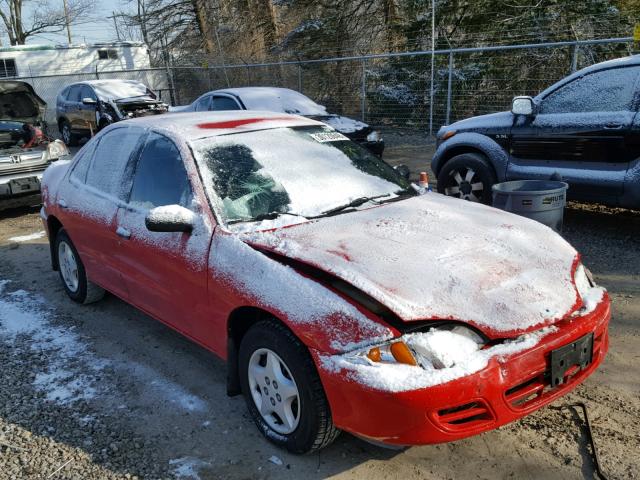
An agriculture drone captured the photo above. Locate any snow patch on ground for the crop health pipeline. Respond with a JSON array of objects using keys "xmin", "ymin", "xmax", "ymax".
[
  {"xmin": 8, "ymin": 230, "xmax": 46, "ymax": 242},
  {"xmin": 0, "ymin": 281, "xmax": 106, "ymax": 405},
  {"xmin": 169, "ymin": 457, "xmax": 211, "ymax": 480},
  {"xmin": 320, "ymin": 326, "xmax": 557, "ymax": 393}
]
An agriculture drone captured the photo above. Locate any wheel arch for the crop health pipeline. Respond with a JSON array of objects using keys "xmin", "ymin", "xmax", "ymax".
[
  {"xmin": 431, "ymin": 132, "xmax": 508, "ymax": 182},
  {"xmin": 226, "ymin": 306, "xmax": 299, "ymax": 397}
]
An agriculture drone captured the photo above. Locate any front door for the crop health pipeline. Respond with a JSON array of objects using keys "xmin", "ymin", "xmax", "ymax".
[
  {"xmin": 508, "ymin": 65, "xmax": 640, "ymax": 202},
  {"xmin": 114, "ymin": 132, "xmax": 212, "ymax": 337}
]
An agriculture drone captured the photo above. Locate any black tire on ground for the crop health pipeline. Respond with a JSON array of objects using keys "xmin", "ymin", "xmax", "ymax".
[
  {"xmin": 60, "ymin": 120, "xmax": 80, "ymax": 147},
  {"xmin": 54, "ymin": 229, "xmax": 105, "ymax": 304},
  {"xmin": 239, "ymin": 319, "xmax": 340, "ymax": 454},
  {"xmin": 437, "ymin": 152, "xmax": 497, "ymax": 204}
]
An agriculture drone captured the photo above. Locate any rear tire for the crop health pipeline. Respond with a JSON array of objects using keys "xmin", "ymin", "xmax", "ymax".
[
  {"xmin": 239, "ymin": 319, "xmax": 340, "ymax": 453},
  {"xmin": 60, "ymin": 120, "xmax": 79, "ymax": 147},
  {"xmin": 437, "ymin": 153, "xmax": 497, "ymax": 204},
  {"xmin": 55, "ymin": 229, "xmax": 104, "ymax": 304}
]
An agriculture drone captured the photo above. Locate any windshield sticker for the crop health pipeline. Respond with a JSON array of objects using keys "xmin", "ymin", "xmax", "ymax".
[{"xmin": 309, "ymin": 131, "xmax": 349, "ymax": 143}]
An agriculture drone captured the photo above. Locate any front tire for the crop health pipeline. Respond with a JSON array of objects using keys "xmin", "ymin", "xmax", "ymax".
[
  {"xmin": 239, "ymin": 320, "xmax": 340, "ymax": 453},
  {"xmin": 55, "ymin": 229, "xmax": 104, "ymax": 304},
  {"xmin": 437, "ymin": 152, "xmax": 497, "ymax": 204}
]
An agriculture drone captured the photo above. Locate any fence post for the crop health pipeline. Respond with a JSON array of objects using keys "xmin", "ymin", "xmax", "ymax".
[
  {"xmin": 428, "ymin": 51, "xmax": 435, "ymax": 138},
  {"xmin": 446, "ymin": 52, "xmax": 454, "ymax": 125},
  {"xmin": 571, "ymin": 43, "xmax": 579, "ymax": 72},
  {"xmin": 361, "ymin": 59, "xmax": 366, "ymax": 122},
  {"xmin": 298, "ymin": 63, "xmax": 302, "ymax": 92}
]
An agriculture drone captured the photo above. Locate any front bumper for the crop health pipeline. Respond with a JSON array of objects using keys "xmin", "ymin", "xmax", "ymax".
[
  {"xmin": 0, "ymin": 171, "xmax": 44, "ymax": 197},
  {"xmin": 315, "ymin": 295, "xmax": 610, "ymax": 445}
]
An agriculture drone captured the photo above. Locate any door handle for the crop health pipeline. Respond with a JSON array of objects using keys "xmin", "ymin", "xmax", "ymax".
[
  {"xmin": 57, "ymin": 198, "xmax": 68, "ymax": 209},
  {"xmin": 116, "ymin": 226, "xmax": 131, "ymax": 239},
  {"xmin": 604, "ymin": 123, "xmax": 623, "ymax": 129}
]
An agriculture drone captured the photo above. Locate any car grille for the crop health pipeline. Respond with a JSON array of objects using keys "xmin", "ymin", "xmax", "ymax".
[
  {"xmin": 434, "ymin": 400, "xmax": 494, "ymax": 430},
  {"xmin": 0, "ymin": 152, "xmax": 48, "ymax": 176}
]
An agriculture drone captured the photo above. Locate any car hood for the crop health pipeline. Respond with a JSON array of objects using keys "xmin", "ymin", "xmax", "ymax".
[
  {"xmin": 442, "ymin": 111, "xmax": 513, "ymax": 135},
  {"xmin": 240, "ymin": 194, "xmax": 582, "ymax": 338},
  {"xmin": 0, "ymin": 81, "xmax": 46, "ymax": 124},
  {"xmin": 307, "ymin": 115, "xmax": 370, "ymax": 135}
]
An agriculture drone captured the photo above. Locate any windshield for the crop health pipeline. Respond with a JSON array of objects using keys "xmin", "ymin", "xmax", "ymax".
[{"xmin": 191, "ymin": 126, "xmax": 413, "ymax": 226}]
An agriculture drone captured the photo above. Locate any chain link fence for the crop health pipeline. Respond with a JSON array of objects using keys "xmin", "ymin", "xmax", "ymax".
[
  {"xmin": 169, "ymin": 37, "xmax": 635, "ymax": 141},
  {"xmin": 8, "ymin": 37, "xmax": 635, "ymax": 138}
]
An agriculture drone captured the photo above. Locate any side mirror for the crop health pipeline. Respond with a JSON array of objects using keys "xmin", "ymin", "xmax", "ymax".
[
  {"xmin": 145, "ymin": 205, "xmax": 194, "ymax": 233},
  {"xmin": 511, "ymin": 96, "xmax": 535, "ymax": 116},
  {"xmin": 394, "ymin": 164, "xmax": 411, "ymax": 180},
  {"xmin": 82, "ymin": 97, "xmax": 97, "ymax": 105}
]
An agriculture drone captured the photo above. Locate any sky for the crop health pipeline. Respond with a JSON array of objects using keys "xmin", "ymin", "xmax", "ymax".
[{"xmin": 0, "ymin": 0, "xmax": 136, "ymax": 46}]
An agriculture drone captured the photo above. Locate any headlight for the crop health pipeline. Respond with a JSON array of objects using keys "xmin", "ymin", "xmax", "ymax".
[
  {"xmin": 574, "ymin": 263, "xmax": 596, "ymax": 300},
  {"xmin": 43, "ymin": 139, "xmax": 70, "ymax": 161},
  {"xmin": 351, "ymin": 325, "xmax": 485, "ymax": 369},
  {"xmin": 366, "ymin": 130, "xmax": 382, "ymax": 142}
]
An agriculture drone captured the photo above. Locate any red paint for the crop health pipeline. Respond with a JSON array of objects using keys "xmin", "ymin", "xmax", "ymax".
[
  {"xmin": 197, "ymin": 116, "xmax": 293, "ymax": 130},
  {"xmin": 40, "ymin": 129, "xmax": 611, "ymax": 447},
  {"xmin": 316, "ymin": 297, "xmax": 610, "ymax": 445}
]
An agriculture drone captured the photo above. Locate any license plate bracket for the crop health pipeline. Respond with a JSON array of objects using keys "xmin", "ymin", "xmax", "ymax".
[{"xmin": 550, "ymin": 333, "xmax": 593, "ymax": 387}]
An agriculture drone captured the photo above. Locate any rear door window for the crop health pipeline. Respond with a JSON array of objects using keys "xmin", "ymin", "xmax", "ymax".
[
  {"xmin": 85, "ymin": 128, "xmax": 144, "ymax": 198},
  {"xmin": 541, "ymin": 66, "xmax": 640, "ymax": 114},
  {"xmin": 194, "ymin": 95, "xmax": 211, "ymax": 112},
  {"xmin": 128, "ymin": 132, "xmax": 193, "ymax": 209},
  {"xmin": 210, "ymin": 96, "xmax": 241, "ymax": 111}
]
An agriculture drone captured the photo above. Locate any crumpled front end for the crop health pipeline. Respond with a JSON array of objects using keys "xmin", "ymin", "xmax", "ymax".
[{"xmin": 315, "ymin": 291, "xmax": 610, "ymax": 445}]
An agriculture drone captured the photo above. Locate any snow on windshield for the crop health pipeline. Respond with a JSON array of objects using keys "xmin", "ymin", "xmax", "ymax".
[
  {"xmin": 92, "ymin": 80, "xmax": 151, "ymax": 100},
  {"xmin": 235, "ymin": 88, "xmax": 328, "ymax": 115},
  {"xmin": 190, "ymin": 126, "xmax": 409, "ymax": 225}
]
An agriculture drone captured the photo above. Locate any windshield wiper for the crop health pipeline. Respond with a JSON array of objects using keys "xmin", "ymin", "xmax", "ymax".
[
  {"xmin": 319, "ymin": 194, "xmax": 390, "ymax": 216},
  {"xmin": 227, "ymin": 211, "xmax": 307, "ymax": 225}
]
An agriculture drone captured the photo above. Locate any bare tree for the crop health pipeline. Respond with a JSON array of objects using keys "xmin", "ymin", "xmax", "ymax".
[{"xmin": 0, "ymin": 0, "xmax": 95, "ymax": 45}]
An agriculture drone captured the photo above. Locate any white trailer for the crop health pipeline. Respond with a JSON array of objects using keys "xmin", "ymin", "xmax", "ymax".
[{"xmin": 0, "ymin": 42, "xmax": 169, "ymax": 126}]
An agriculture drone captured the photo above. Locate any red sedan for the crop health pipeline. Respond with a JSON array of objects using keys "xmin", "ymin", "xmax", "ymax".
[{"xmin": 40, "ymin": 111, "xmax": 610, "ymax": 453}]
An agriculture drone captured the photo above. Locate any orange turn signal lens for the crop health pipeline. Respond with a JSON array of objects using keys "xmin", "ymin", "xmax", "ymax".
[
  {"xmin": 441, "ymin": 130, "xmax": 456, "ymax": 141},
  {"xmin": 367, "ymin": 347, "xmax": 381, "ymax": 362},
  {"xmin": 390, "ymin": 342, "xmax": 417, "ymax": 366}
]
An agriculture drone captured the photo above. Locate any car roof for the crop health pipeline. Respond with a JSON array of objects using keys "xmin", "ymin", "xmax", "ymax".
[
  {"xmin": 205, "ymin": 87, "xmax": 329, "ymax": 115},
  {"xmin": 108, "ymin": 110, "xmax": 325, "ymax": 141},
  {"xmin": 67, "ymin": 79, "xmax": 146, "ymax": 87},
  {"xmin": 537, "ymin": 54, "xmax": 640, "ymax": 99}
]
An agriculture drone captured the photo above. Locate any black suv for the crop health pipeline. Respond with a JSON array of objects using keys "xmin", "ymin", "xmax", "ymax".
[
  {"xmin": 57, "ymin": 80, "xmax": 168, "ymax": 146},
  {"xmin": 432, "ymin": 55, "xmax": 640, "ymax": 209}
]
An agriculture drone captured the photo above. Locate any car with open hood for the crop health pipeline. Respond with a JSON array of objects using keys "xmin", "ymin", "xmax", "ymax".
[
  {"xmin": 0, "ymin": 81, "xmax": 69, "ymax": 201},
  {"xmin": 56, "ymin": 79, "xmax": 168, "ymax": 146},
  {"xmin": 40, "ymin": 111, "xmax": 610, "ymax": 453},
  {"xmin": 171, "ymin": 87, "xmax": 385, "ymax": 156}
]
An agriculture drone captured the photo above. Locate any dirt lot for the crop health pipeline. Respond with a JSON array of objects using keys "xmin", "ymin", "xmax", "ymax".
[{"xmin": 0, "ymin": 153, "xmax": 639, "ymax": 479}]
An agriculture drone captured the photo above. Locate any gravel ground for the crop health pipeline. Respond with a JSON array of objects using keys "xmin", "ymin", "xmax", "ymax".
[{"xmin": 0, "ymin": 188, "xmax": 639, "ymax": 478}]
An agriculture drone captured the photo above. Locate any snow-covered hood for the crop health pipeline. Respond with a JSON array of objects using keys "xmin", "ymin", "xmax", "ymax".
[
  {"xmin": 0, "ymin": 81, "xmax": 46, "ymax": 124},
  {"xmin": 308, "ymin": 115, "xmax": 369, "ymax": 135},
  {"xmin": 443, "ymin": 111, "xmax": 513, "ymax": 135},
  {"xmin": 241, "ymin": 194, "xmax": 582, "ymax": 337}
]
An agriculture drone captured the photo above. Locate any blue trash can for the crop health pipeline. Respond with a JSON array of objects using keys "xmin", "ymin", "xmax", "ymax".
[{"xmin": 492, "ymin": 180, "xmax": 569, "ymax": 232}]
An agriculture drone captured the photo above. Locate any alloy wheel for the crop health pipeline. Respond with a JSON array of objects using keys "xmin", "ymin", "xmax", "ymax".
[
  {"xmin": 248, "ymin": 348, "xmax": 300, "ymax": 434},
  {"xmin": 62, "ymin": 124, "xmax": 71, "ymax": 144},
  {"xmin": 444, "ymin": 167, "xmax": 484, "ymax": 202},
  {"xmin": 58, "ymin": 240, "xmax": 79, "ymax": 292}
]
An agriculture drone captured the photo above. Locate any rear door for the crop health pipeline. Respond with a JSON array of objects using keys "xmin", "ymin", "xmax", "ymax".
[
  {"xmin": 55, "ymin": 127, "xmax": 146, "ymax": 299},
  {"xmin": 114, "ymin": 132, "xmax": 212, "ymax": 336},
  {"xmin": 508, "ymin": 65, "xmax": 640, "ymax": 201}
]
